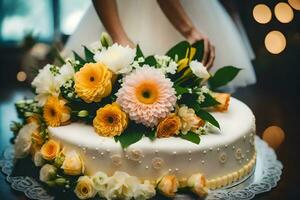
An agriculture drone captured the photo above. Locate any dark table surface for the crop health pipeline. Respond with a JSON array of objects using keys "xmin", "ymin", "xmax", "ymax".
[{"xmin": 0, "ymin": 85, "xmax": 299, "ymax": 200}]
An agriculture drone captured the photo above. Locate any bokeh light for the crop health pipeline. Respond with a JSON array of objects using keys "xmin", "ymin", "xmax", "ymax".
[
  {"xmin": 16, "ymin": 71, "xmax": 27, "ymax": 82},
  {"xmin": 265, "ymin": 31, "xmax": 286, "ymax": 54},
  {"xmin": 253, "ymin": 4, "xmax": 272, "ymax": 24},
  {"xmin": 274, "ymin": 2, "xmax": 294, "ymax": 23},
  {"xmin": 288, "ymin": 0, "xmax": 300, "ymax": 10}
]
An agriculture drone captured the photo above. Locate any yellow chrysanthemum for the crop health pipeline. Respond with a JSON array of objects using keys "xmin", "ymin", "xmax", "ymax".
[
  {"xmin": 74, "ymin": 63, "xmax": 112, "ymax": 103},
  {"xmin": 93, "ymin": 103, "xmax": 128, "ymax": 137},
  {"xmin": 43, "ymin": 96, "xmax": 71, "ymax": 127}
]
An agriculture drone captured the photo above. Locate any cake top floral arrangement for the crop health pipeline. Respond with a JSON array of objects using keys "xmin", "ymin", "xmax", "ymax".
[{"xmin": 12, "ymin": 32, "xmax": 240, "ymax": 149}]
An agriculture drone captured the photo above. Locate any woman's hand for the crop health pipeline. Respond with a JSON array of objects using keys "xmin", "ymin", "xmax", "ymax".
[{"xmin": 185, "ymin": 28, "xmax": 215, "ymax": 70}]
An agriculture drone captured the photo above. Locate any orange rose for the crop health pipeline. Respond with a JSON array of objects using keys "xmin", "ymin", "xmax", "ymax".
[
  {"xmin": 213, "ymin": 93, "xmax": 230, "ymax": 112},
  {"xmin": 157, "ymin": 175, "xmax": 179, "ymax": 197},
  {"xmin": 156, "ymin": 114, "xmax": 181, "ymax": 138},
  {"xmin": 40, "ymin": 139, "xmax": 60, "ymax": 160},
  {"xmin": 187, "ymin": 173, "xmax": 208, "ymax": 197}
]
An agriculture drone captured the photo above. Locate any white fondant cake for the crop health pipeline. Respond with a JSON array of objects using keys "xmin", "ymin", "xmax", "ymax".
[{"xmin": 49, "ymin": 97, "xmax": 256, "ymax": 189}]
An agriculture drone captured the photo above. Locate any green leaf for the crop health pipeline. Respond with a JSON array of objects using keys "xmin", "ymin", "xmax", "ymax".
[
  {"xmin": 73, "ymin": 51, "xmax": 86, "ymax": 65},
  {"xmin": 179, "ymin": 132, "xmax": 201, "ymax": 144},
  {"xmin": 51, "ymin": 46, "xmax": 66, "ymax": 65},
  {"xmin": 175, "ymin": 85, "xmax": 189, "ymax": 96},
  {"xmin": 208, "ymin": 66, "xmax": 241, "ymax": 89},
  {"xmin": 196, "ymin": 109, "xmax": 220, "ymax": 129},
  {"xmin": 83, "ymin": 46, "xmax": 95, "ymax": 63},
  {"xmin": 135, "ymin": 44, "xmax": 144, "ymax": 60},
  {"xmin": 166, "ymin": 41, "xmax": 190, "ymax": 60},
  {"xmin": 144, "ymin": 55, "xmax": 157, "ymax": 66},
  {"xmin": 192, "ymin": 40, "xmax": 204, "ymax": 61},
  {"xmin": 199, "ymin": 93, "xmax": 220, "ymax": 108},
  {"xmin": 115, "ymin": 123, "xmax": 144, "ymax": 148},
  {"xmin": 145, "ymin": 130, "xmax": 156, "ymax": 141},
  {"xmin": 179, "ymin": 94, "xmax": 201, "ymax": 111}
]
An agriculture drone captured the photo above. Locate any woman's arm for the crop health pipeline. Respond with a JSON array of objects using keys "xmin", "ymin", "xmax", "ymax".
[
  {"xmin": 157, "ymin": 0, "xmax": 215, "ymax": 69},
  {"xmin": 92, "ymin": 0, "xmax": 134, "ymax": 47}
]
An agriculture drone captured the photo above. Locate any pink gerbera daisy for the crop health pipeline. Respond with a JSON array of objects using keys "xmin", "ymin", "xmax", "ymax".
[{"xmin": 116, "ymin": 66, "xmax": 176, "ymax": 127}]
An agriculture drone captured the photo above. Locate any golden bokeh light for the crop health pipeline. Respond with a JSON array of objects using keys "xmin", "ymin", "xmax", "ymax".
[
  {"xmin": 274, "ymin": 2, "xmax": 294, "ymax": 23},
  {"xmin": 288, "ymin": 0, "xmax": 300, "ymax": 10},
  {"xmin": 262, "ymin": 126, "xmax": 285, "ymax": 150},
  {"xmin": 16, "ymin": 71, "xmax": 27, "ymax": 82},
  {"xmin": 264, "ymin": 31, "xmax": 286, "ymax": 54},
  {"xmin": 253, "ymin": 4, "xmax": 272, "ymax": 24}
]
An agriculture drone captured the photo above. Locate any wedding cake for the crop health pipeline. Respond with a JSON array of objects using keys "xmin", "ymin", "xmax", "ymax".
[{"xmin": 12, "ymin": 33, "xmax": 256, "ymax": 199}]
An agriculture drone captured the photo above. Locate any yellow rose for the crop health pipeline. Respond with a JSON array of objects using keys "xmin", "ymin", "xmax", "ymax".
[
  {"xmin": 156, "ymin": 114, "xmax": 181, "ymax": 138},
  {"xmin": 93, "ymin": 102, "xmax": 128, "ymax": 137},
  {"xmin": 61, "ymin": 150, "xmax": 84, "ymax": 176},
  {"xmin": 212, "ymin": 92, "xmax": 230, "ymax": 112},
  {"xmin": 74, "ymin": 176, "xmax": 96, "ymax": 200},
  {"xmin": 157, "ymin": 175, "xmax": 179, "ymax": 197},
  {"xmin": 40, "ymin": 139, "xmax": 60, "ymax": 160},
  {"xmin": 43, "ymin": 96, "xmax": 71, "ymax": 127},
  {"xmin": 75, "ymin": 63, "xmax": 112, "ymax": 103},
  {"xmin": 187, "ymin": 173, "xmax": 208, "ymax": 197}
]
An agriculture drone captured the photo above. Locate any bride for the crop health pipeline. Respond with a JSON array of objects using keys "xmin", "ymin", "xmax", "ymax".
[{"xmin": 63, "ymin": 0, "xmax": 256, "ymax": 91}]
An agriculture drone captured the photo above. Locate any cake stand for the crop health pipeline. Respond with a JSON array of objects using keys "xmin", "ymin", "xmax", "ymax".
[{"xmin": 0, "ymin": 136, "xmax": 283, "ymax": 200}]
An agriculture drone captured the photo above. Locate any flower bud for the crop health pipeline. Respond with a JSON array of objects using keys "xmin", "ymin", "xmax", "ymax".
[
  {"xmin": 100, "ymin": 32, "xmax": 113, "ymax": 48},
  {"xmin": 78, "ymin": 110, "xmax": 89, "ymax": 118},
  {"xmin": 54, "ymin": 155, "xmax": 65, "ymax": 168},
  {"xmin": 39, "ymin": 164, "xmax": 57, "ymax": 183},
  {"xmin": 55, "ymin": 178, "xmax": 68, "ymax": 186}
]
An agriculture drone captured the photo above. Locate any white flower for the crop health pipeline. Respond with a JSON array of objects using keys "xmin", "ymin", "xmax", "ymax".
[
  {"xmin": 94, "ymin": 44, "xmax": 136, "ymax": 74},
  {"xmin": 88, "ymin": 41, "xmax": 102, "ymax": 53},
  {"xmin": 178, "ymin": 105, "xmax": 201, "ymax": 134},
  {"xmin": 31, "ymin": 64, "xmax": 61, "ymax": 106},
  {"xmin": 14, "ymin": 122, "xmax": 38, "ymax": 158},
  {"xmin": 39, "ymin": 164, "xmax": 57, "ymax": 182},
  {"xmin": 91, "ymin": 171, "xmax": 108, "ymax": 194},
  {"xmin": 133, "ymin": 180, "xmax": 156, "ymax": 200},
  {"xmin": 189, "ymin": 61, "xmax": 210, "ymax": 80},
  {"xmin": 154, "ymin": 55, "xmax": 178, "ymax": 74},
  {"xmin": 61, "ymin": 150, "xmax": 84, "ymax": 175},
  {"xmin": 33, "ymin": 151, "xmax": 45, "ymax": 167},
  {"xmin": 75, "ymin": 176, "xmax": 97, "ymax": 200},
  {"xmin": 56, "ymin": 63, "xmax": 75, "ymax": 86}
]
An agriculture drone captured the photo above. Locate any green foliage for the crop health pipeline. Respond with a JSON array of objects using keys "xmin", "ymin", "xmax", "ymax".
[
  {"xmin": 179, "ymin": 132, "xmax": 201, "ymax": 144},
  {"xmin": 196, "ymin": 109, "xmax": 220, "ymax": 129},
  {"xmin": 83, "ymin": 46, "xmax": 95, "ymax": 63},
  {"xmin": 199, "ymin": 93, "xmax": 220, "ymax": 108},
  {"xmin": 115, "ymin": 123, "xmax": 145, "ymax": 148},
  {"xmin": 208, "ymin": 66, "xmax": 241, "ymax": 89},
  {"xmin": 166, "ymin": 41, "xmax": 190, "ymax": 60},
  {"xmin": 143, "ymin": 55, "xmax": 157, "ymax": 66},
  {"xmin": 135, "ymin": 44, "xmax": 144, "ymax": 60},
  {"xmin": 192, "ymin": 40, "xmax": 204, "ymax": 62}
]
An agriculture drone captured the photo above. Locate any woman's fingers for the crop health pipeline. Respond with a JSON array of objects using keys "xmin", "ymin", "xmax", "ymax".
[{"xmin": 206, "ymin": 44, "xmax": 215, "ymax": 70}]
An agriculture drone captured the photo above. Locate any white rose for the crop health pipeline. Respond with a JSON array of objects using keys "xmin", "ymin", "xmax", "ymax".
[
  {"xmin": 74, "ymin": 176, "xmax": 97, "ymax": 200},
  {"xmin": 39, "ymin": 164, "xmax": 57, "ymax": 182},
  {"xmin": 33, "ymin": 151, "xmax": 45, "ymax": 167},
  {"xmin": 91, "ymin": 171, "xmax": 108, "ymax": 193},
  {"xmin": 88, "ymin": 41, "xmax": 102, "ymax": 53},
  {"xmin": 14, "ymin": 123, "xmax": 38, "ymax": 158},
  {"xmin": 189, "ymin": 60, "xmax": 210, "ymax": 80},
  {"xmin": 134, "ymin": 180, "xmax": 156, "ymax": 200},
  {"xmin": 56, "ymin": 63, "xmax": 75, "ymax": 86},
  {"xmin": 94, "ymin": 44, "xmax": 136, "ymax": 74},
  {"xmin": 61, "ymin": 150, "xmax": 84, "ymax": 175},
  {"xmin": 31, "ymin": 64, "xmax": 60, "ymax": 106},
  {"xmin": 104, "ymin": 171, "xmax": 134, "ymax": 200}
]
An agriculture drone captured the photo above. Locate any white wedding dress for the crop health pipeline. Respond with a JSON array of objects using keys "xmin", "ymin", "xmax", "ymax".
[{"xmin": 63, "ymin": 0, "xmax": 256, "ymax": 91}]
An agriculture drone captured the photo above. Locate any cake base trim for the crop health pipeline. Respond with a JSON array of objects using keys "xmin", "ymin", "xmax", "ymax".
[{"xmin": 206, "ymin": 152, "xmax": 256, "ymax": 189}]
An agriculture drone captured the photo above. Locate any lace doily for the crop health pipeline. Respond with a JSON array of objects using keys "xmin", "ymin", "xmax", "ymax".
[{"xmin": 0, "ymin": 136, "xmax": 282, "ymax": 200}]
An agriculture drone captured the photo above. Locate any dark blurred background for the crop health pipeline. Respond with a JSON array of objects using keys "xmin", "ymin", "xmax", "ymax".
[{"xmin": 0, "ymin": 0, "xmax": 299, "ymax": 199}]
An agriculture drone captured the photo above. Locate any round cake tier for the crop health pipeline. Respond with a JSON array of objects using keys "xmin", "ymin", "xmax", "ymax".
[{"xmin": 49, "ymin": 97, "xmax": 256, "ymax": 189}]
